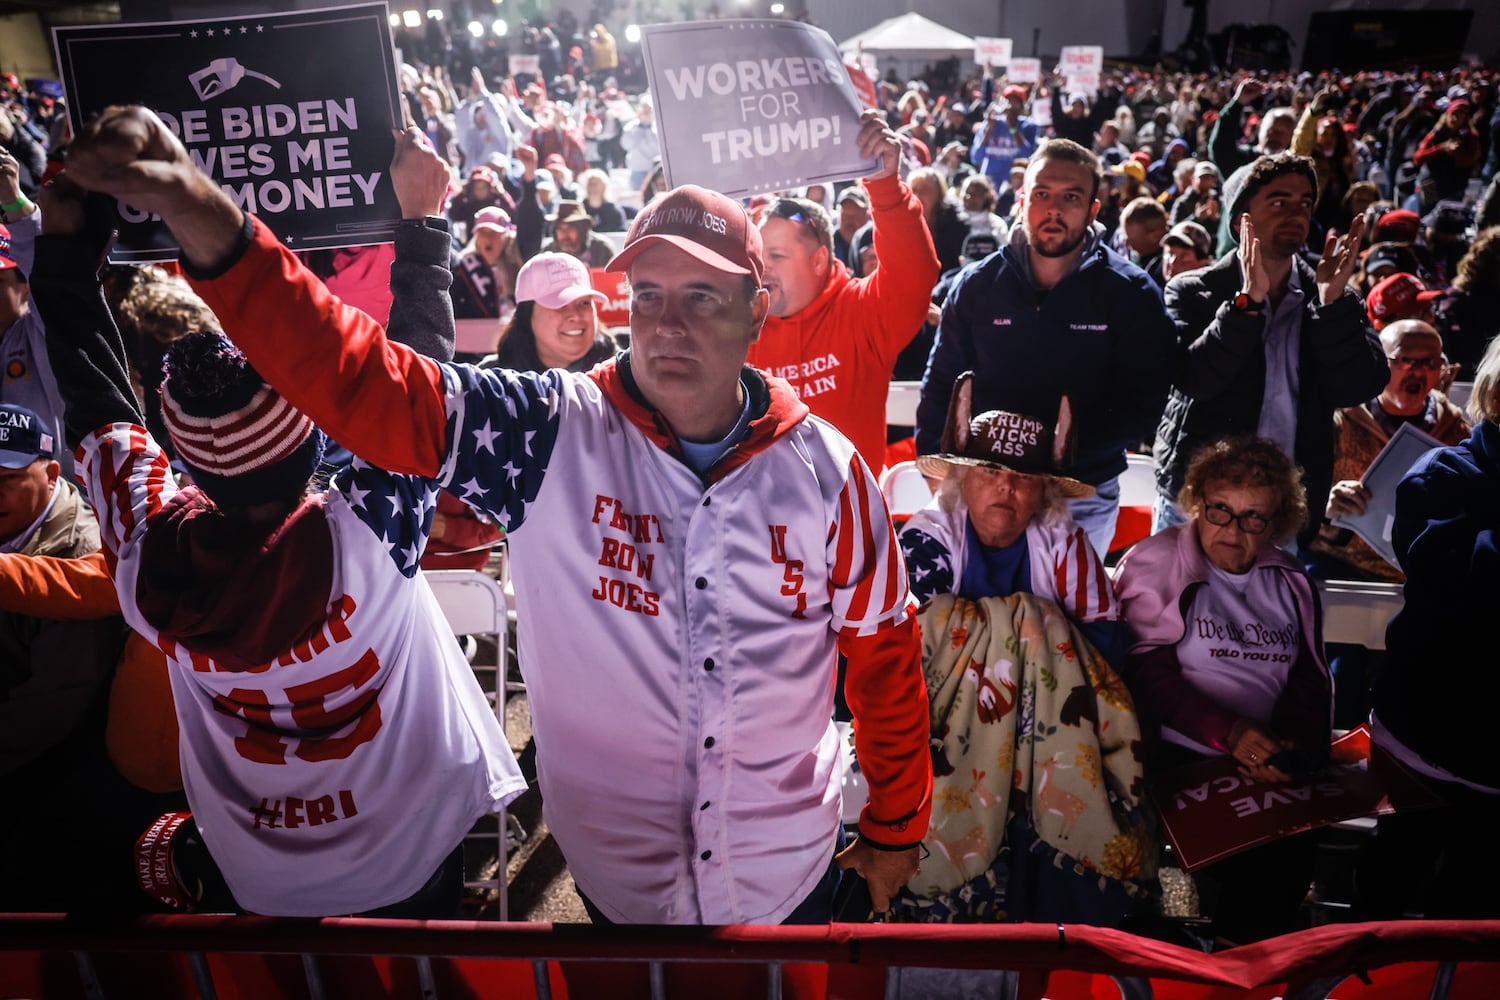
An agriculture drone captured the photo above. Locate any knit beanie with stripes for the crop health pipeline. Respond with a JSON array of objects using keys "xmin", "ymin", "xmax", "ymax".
[{"xmin": 159, "ymin": 332, "xmax": 327, "ymax": 507}]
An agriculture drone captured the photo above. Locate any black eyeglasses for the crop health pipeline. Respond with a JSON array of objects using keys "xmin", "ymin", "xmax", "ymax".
[{"xmin": 1202, "ymin": 503, "xmax": 1271, "ymax": 535}]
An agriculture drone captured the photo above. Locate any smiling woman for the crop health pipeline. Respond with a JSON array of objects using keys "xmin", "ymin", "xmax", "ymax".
[{"xmin": 488, "ymin": 252, "xmax": 616, "ymax": 374}]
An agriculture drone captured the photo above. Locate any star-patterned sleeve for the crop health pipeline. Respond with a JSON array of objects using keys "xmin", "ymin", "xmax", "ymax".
[
  {"xmin": 332, "ymin": 457, "xmax": 442, "ymax": 578},
  {"xmin": 432, "ymin": 363, "xmax": 563, "ymax": 532},
  {"xmin": 899, "ymin": 526, "xmax": 955, "ymax": 606}
]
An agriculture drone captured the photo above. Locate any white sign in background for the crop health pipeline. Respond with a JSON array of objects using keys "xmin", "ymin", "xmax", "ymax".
[
  {"xmin": 1059, "ymin": 45, "xmax": 1104, "ymax": 97},
  {"xmin": 973, "ymin": 36, "xmax": 1013, "ymax": 67},
  {"xmin": 1007, "ymin": 57, "xmax": 1041, "ymax": 84}
]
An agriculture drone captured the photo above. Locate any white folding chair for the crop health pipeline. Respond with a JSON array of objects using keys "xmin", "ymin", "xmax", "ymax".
[
  {"xmin": 425, "ymin": 562, "xmax": 525, "ymax": 920},
  {"xmin": 879, "ymin": 460, "xmax": 934, "ymax": 522},
  {"xmin": 1316, "ymin": 579, "xmax": 1404, "ymax": 652}
]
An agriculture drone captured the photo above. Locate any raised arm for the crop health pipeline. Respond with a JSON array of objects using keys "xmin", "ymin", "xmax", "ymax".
[
  {"xmin": 63, "ymin": 106, "xmax": 451, "ymax": 477},
  {"xmin": 29, "ymin": 180, "xmax": 144, "ymax": 446}
]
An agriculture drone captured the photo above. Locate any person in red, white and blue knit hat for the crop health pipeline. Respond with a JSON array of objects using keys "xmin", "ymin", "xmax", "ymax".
[{"xmin": 31, "ymin": 129, "xmax": 525, "ymax": 918}]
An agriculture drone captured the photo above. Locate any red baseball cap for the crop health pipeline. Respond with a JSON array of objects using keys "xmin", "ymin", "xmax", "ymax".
[
  {"xmin": 1374, "ymin": 208, "xmax": 1421, "ymax": 243},
  {"xmin": 606, "ymin": 185, "xmax": 762, "ymax": 286},
  {"xmin": 1367, "ymin": 272, "xmax": 1443, "ymax": 326}
]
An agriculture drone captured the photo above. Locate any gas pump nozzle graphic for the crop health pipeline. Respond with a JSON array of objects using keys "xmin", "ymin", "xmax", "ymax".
[{"xmin": 189, "ymin": 57, "xmax": 282, "ymax": 101}]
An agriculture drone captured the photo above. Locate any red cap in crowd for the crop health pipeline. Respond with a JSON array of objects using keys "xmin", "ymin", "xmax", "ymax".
[
  {"xmin": 1366, "ymin": 273, "xmax": 1444, "ymax": 327},
  {"xmin": 1373, "ymin": 208, "xmax": 1421, "ymax": 243},
  {"xmin": 1001, "ymin": 85, "xmax": 1027, "ymax": 102},
  {"xmin": 607, "ymin": 185, "xmax": 763, "ymax": 286}
]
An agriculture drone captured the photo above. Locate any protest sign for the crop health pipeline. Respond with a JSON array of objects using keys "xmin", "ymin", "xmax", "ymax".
[
  {"xmin": 640, "ymin": 19, "xmax": 876, "ymax": 198},
  {"xmin": 54, "ymin": 3, "xmax": 403, "ymax": 264},
  {"xmin": 1150, "ymin": 726, "xmax": 1441, "ymax": 872},
  {"xmin": 1008, "ymin": 58, "xmax": 1041, "ymax": 84},
  {"xmin": 974, "ymin": 36, "xmax": 1013, "ymax": 68},
  {"xmin": 846, "ymin": 60, "xmax": 879, "ymax": 110},
  {"xmin": 509, "ymin": 54, "xmax": 541, "ymax": 78},
  {"xmin": 1331, "ymin": 421, "xmax": 1444, "ymax": 568},
  {"xmin": 591, "ymin": 268, "xmax": 631, "ymax": 329},
  {"xmin": 1059, "ymin": 45, "xmax": 1104, "ymax": 97}
]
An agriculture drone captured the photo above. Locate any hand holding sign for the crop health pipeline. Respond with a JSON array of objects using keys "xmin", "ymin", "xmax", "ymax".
[
  {"xmin": 66, "ymin": 105, "xmax": 243, "ymax": 269},
  {"xmin": 855, "ymin": 108, "xmax": 901, "ymax": 181},
  {"xmin": 390, "ymin": 125, "xmax": 453, "ymax": 219}
]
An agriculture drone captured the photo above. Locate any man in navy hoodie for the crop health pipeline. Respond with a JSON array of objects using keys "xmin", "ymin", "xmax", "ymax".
[{"xmin": 917, "ymin": 139, "xmax": 1175, "ymax": 555}]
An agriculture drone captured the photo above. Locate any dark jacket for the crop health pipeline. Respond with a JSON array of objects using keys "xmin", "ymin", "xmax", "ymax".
[
  {"xmin": 1374, "ymin": 419, "xmax": 1500, "ymax": 788},
  {"xmin": 0, "ymin": 477, "xmax": 123, "ymax": 776},
  {"xmin": 918, "ymin": 228, "xmax": 1175, "ymax": 487},
  {"xmin": 1152, "ymin": 252, "xmax": 1388, "ymax": 541}
]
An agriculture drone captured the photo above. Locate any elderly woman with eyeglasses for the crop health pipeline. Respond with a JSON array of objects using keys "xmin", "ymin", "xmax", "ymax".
[{"xmin": 1114, "ymin": 436, "xmax": 1331, "ymax": 944}]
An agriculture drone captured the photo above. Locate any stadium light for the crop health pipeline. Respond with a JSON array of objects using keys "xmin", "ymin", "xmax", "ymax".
[
  {"xmin": 467, "ymin": 19, "xmax": 484, "ymax": 37},
  {"xmin": 625, "ymin": 24, "xmax": 641, "ymax": 43},
  {"xmin": 770, "ymin": 2, "xmax": 784, "ymax": 11},
  {"xmin": 492, "ymin": 19, "xmax": 508, "ymax": 36},
  {"xmin": 401, "ymin": 9, "xmax": 422, "ymax": 28},
  {"xmin": 426, "ymin": 9, "xmax": 443, "ymax": 20},
  {"xmin": 388, "ymin": 13, "xmax": 401, "ymax": 27}
]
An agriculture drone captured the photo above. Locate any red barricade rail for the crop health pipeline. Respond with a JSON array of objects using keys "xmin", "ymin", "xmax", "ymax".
[{"xmin": 3, "ymin": 914, "xmax": 1500, "ymax": 999}]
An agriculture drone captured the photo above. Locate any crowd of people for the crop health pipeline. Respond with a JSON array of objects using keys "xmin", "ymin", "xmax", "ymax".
[{"xmin": 1, "ymin": 25, "xmax": 1499, "ymax": 952}]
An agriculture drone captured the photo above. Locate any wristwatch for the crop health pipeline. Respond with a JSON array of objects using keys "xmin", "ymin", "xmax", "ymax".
[{"xmin": 1232, "ymin": 292, "xmax": 1265, "ymax": 313}]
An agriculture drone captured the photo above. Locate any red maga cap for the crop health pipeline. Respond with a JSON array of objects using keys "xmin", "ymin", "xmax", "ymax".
[{"xmin": 606, "ymin": 185, "xmax": 762, "ymax": 286}]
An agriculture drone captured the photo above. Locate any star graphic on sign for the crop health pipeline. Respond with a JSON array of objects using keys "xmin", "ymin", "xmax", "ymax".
[
  {"xmin": 205, "ymin": 27, "xmax": 215, "ymax": 36},
  {"xmin": 189, "ymin": 29, "xmax": 198, "ymax": 38},
  {"xmin": 472, "ymin": 420, "xmax": 500, "ymax": 455},
  {"xmin": 239, "ymin": 25, "xmax": 248, "ymax": 34},
  {"xmin": 256, "ymin": 24, "xmax": 265, "ymax": 32}
]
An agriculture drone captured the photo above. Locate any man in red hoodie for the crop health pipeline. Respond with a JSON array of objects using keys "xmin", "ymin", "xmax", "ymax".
[{"xmin": 748, "ymin": 110, "xmax": 940, "ymax": 473}]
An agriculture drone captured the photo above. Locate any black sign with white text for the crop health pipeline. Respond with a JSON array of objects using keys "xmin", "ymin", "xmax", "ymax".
[{"xmin": 54, "ymin": 3, "xmax": 403, "ymax": 262}]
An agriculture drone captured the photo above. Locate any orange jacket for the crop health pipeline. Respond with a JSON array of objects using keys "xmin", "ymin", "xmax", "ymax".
[{"xmin": 747, "ymin": 174, "xmax": 940, "ymax": 472}]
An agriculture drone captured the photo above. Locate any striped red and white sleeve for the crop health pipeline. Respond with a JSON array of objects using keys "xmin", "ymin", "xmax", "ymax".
[
  {"xmin": 830, "ymin": 452, "xmax": 932, "ymax": 849},
  {"xmin": 829, "ymin": 452, "xmax": 914, "ymax": 634},
  {"xmin": 1051, "ymin": 524, "xmax": 1124, "ymax": 625},
  {"xmin": 76, "ymin": 424, "xmax": 180, "ymax": 567}
]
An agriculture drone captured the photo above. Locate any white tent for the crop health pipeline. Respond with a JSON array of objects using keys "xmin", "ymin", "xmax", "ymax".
[{"xmin": 839, "ymin": 12, "xmax": 975, "ymax": 61}]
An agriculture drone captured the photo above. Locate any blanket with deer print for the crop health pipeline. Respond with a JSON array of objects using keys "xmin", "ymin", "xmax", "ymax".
[{"xmin": 894, "ymin": 593, "xmax": 1156, "ymax": 922}]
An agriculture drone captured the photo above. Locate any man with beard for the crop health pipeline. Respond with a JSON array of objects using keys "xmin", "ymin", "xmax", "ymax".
[
  {"xmin": 1151, "ymin": 152, "xmax": 1388, "ymax": 541},
  {"xmin": 917, "ymin": 139, "xmax": 1175, "ymax": 555}
]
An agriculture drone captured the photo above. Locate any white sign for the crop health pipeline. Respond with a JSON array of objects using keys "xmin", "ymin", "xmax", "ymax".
[
  {"xmin": 1008, "ymin": 57, "xmax": 1040, "ymax": 84},
  {"xmin": 1059, "ymin": 45, "xmax": 1103, "ymax": 97},
  {"xmin": 973, "ymin": 36, "xmax": 1013, "ymax": 67},
  {"xmin": 1066, "ymin": 70, "xmax": 1101, "ymax": 98},
  {"xmin": 508, "ymin": 54, "xmax": 540, "ymax": 77},
  {"xmin": 1059, "ymin": 45, "xmax": 1103, "ymax": 74}
]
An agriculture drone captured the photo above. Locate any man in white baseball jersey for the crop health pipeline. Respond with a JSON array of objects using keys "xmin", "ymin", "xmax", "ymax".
[{"xmin": 64, "ymin": 106, "xmax": 933, "ymax": 924}]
